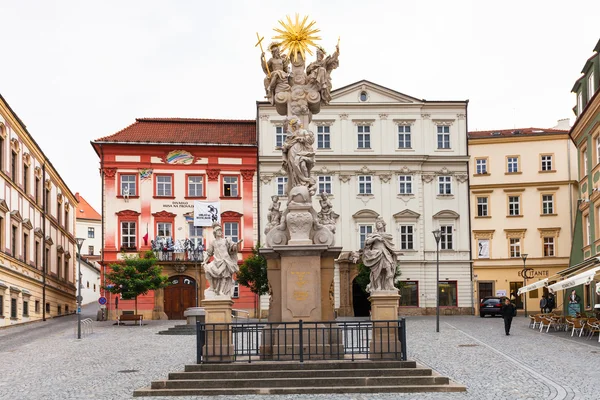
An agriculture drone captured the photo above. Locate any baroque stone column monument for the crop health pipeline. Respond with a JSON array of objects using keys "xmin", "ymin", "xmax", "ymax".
[{"xmin": 258, "ymin": 15, "xmax": 342, "ymax": 357}]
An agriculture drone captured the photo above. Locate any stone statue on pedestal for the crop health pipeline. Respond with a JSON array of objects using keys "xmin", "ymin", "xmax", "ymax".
[
  {"xmin": 204, "ymin": 223, "xmax": 243, "ymax": 297},
  {"xmin": 362, "ymin": 217, "xmax": 398, "ymax": 293},
  {"xmin": 264, "ymin": 195, "xmax": 282, "ymax": 234},
  {"xmin": 317, "ymin": 192, "xmax": 339, "ymax": 233},
  {"xmin": 282, "ymin": 117, "xmax": 316, "ymax": 197}
]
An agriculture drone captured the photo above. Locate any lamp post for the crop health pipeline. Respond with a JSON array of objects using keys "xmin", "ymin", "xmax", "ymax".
[
  {"xmin": 521, "ymin": 253, "xmax": 530, "ymax": 318},
  {"xmin": 75, "ymin": 238, "xmax": 85, "ymax": 339},
  {"xmin": 432, "ymin": 229, "xmax": 442, "ymax": 333}
]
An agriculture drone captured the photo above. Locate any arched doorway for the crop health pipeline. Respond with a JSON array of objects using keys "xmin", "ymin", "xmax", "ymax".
[
  {"xmin": 164, "ymin": 275, "xmax": 196, "ymax": 320},
  {"xmin": 352, "ymin": 278, "xmax": 371, "ymax": 317}
]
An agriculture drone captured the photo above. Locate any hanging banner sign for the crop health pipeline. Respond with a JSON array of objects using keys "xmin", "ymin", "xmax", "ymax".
[{"xmin": 194, "ymin": 201, "xmax": 220, "ymax": 227}]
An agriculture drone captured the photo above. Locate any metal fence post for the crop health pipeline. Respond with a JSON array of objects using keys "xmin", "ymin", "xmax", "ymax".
[
  {"xmin": 399, "ymin": 318, "xmax": 407, "ymax": 361},
  {"xmin": 299, "ymin": 320, "xmax": 304, "ymax": 363},
  {"xmin": 196, "ymin": 320, "xmax": 205, "ymax": 364}
]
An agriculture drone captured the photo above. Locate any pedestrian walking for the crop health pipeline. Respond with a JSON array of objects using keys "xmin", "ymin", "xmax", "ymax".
[{"xmin": 501, "ymin": 298, "xmax": 516, "ymax": 336}]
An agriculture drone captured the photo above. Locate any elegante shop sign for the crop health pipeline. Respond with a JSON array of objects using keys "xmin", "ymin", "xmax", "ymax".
[
  {"xmin": 518, "ymin": 269, "xmax": 549, "ymax": 279},
  {"xmin": 162, "ymin": 201, "xmax": 193, "ymax": 209}
]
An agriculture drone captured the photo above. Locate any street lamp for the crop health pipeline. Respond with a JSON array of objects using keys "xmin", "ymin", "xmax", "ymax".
[
  {"xmin": 432, "ymin": 229, "xmax": 442, "ymax": 333},
  {"xmin": 75, "ymin": 237, "xmax": 85, "ymax": 339},
  {"xmin": 521, "ymin": 253, "xmax": 530, "ymax": 318}
]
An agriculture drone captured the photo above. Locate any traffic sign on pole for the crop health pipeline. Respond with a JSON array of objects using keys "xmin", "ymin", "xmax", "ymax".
[{"xmin": 98, "ymin": 297, "xmax": 107, "ymax": 306}]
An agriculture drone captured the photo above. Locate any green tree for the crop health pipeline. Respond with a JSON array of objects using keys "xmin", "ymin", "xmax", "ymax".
[
  {"xmin": 103, "ymin": 251, "xmax": 169, "ymax": 314},
  {"xmin": 355, "ymin": 262, "xmax": 403, "ymax": 293},
  {"xmin": 237, "ymin": 245, "xmax": 269, "ymax": 317}
]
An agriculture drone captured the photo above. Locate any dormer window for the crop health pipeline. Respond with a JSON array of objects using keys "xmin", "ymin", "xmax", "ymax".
[
  {"xmin": 589, "ymin": 71, "xmax": 596, "ymax": 101},
  {"xmin": 577, "ymin": 92, "xmax": 583, "ymax": 115}
]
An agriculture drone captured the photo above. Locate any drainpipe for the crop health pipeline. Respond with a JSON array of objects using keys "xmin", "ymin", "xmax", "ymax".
[
  {"xmin": 99, "ymin": 143, "xmax": 106, "ymax": 319},
  {"xmin": 567, "ymin": 138, "xmax": 574, "ymax": 239},
  {"xmin": 465, "ymin": 101, "xmax": 474, "ymax": 315},
  {"xmin": 42, "ymin": 163, "xmax": 47, "ymax": 321}
]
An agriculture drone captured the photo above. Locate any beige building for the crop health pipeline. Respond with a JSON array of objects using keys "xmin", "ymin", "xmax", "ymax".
[
  {"xmin": 468, "ymin": 125, "xmax": 578, "ymax": 315},
  {"xmin": 0, "ymin": 94, "xmax": 78, "ymax": 325}
]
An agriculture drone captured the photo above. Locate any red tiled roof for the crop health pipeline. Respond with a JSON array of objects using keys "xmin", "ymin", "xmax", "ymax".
[
  {"xmin": 94, "ymin": 118, "xmax": 256, "ymax": 145},
  {"xmin": 75, "ymin": 193, "xmax": 101, "ymax": 221},
  {"xmin": 468, "ymin": 127, "xmax": 568, "ymax": 139}
]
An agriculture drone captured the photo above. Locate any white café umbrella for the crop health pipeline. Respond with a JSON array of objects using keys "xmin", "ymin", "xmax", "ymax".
[
  {"xmin": 547, "ymin": 266, "xmax": 600, "ymax": 293},
  {"xmin": 517, "ymin": 278, "xmax": 548, "ymax": 296}
]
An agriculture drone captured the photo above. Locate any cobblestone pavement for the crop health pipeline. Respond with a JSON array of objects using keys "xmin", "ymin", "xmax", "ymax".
[{"xmin": 0, "ymin": 315, "xmax": 598, "ymax": 400}]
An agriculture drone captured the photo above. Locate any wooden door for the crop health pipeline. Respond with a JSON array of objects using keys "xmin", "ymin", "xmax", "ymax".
[{"xmin": 164, "ymin": 275, "xmax": 196, "ymax": 320}]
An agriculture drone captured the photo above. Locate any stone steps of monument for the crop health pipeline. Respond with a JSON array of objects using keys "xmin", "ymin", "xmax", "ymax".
[
  {"xmin": 134, "ymin": 360, "xmax": 465, "ymax": 396},
  {"xmin": 133, "ymin": 384, "xmax": 466, "ymax": 397},
  {"xmin": 170, "ymin": 367, "xmax": 433, "ymax": 380},
  {"xmin": 157, "ymin": 324, "xmax": 196, "ymax": 335},
  {"xmin": 153, "ymin": 375, "xmax": 449, "ymax": 389},
  {"xmin": 184, "ymin": 359, "xmax": 417, "ymax": 371}
]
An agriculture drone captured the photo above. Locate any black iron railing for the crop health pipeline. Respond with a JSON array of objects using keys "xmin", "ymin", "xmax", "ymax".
[{"xmin": 196, "ymin": 319, "xmax": 407, "ymax": 363}]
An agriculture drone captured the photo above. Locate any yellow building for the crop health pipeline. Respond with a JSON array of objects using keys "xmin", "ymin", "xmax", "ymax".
[
  {"xmin": 468, "ymin": 125, "xmax": 578, "ymax": 316},
  {"xmin": 0, "ymin": 94, "xmax": 78, "ymax": 325}
]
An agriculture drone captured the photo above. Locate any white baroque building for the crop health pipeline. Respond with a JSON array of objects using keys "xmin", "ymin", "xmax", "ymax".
[{"xmin": 258, "ymin": 80, "xmax": 472, "ymax": 316}]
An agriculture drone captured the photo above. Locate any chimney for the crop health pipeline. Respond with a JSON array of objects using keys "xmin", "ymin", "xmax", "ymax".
[{"xmin": 553, "ymin": 118, "xmax": 571, "ymax": 130}]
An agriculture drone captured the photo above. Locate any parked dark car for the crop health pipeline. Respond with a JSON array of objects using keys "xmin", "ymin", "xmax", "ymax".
[{"xmin": 479, "ymin": 296, "xmax": 508, "ymax": 317}]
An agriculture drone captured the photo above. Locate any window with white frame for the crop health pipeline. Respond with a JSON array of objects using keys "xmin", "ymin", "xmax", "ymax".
[
  {"xmin": 585, "ymin": 214, "xmax": 591, "ymax": 245},
  {"xmin": 121, "ymin": 222, "xmax": 136, "ymax": 248},
  {"xmin": 223, "ymin": 176, "xmax": 239, "ymax": 197},
  {"xmin": 318, "ymin": 176, "xmax": 332, "ymax": 194},
  {"xmin": 507, "ymin": 157, "xmax": 519, "ymax": 173},
  {"xmin": 275, "ymin": 126, "xmax": 286, "ymax": 148},
  {"xmin": 589, "ymin": 71, "xmax": 595, "ymax": 100},
  {"xmin": 399, "ymin": 225, "xmax": 414, "ymax": 250},
  {"xmin": 440, "ymin": 225, "xmax": 453, "ymax": 250},
  {"xmin": 541, "ymin": 155, "xmax": 553, "ymax": 171},
  {"xmin": 475, "ymin": 159, "xmax": 487, "ymax": 174},
  {"xmin": 438, "ymin": 176, "xmax": 452, "ymax": 195},
  {"xmin": 436, "ymin": 126, "xmax": 450, "ymax": 149},
  {"xmin": 188, "ymin": 175, "xmax": 204, "ymax": 197},
  {"xmin": 398, "ymin": 175, "xmax": 412, "ymax": 195},
  {"xmin": 543, "ymin": 237, "xmax": 555, "ymax": 257},
  {"xmin": 189, "ymin": 224, "xmax": 203, "ymax": 238},
  {"xmin": 542, "ymin": 194, "xmax": 554, "ymax": 214},
  {"xmin": 477, "ymin": 197, "xmax": 488, "ymax": 217},
  {"xmin": 224, "ymin": 222, "xmax": 239, "ymax": 242},
  {"xmin": 359, "ymin": 225, "xmax": 373, "ymax": 249},
  {"xmin": 509, "ymin": 238, "xmax": 521, "ymax": 258},
  {"xmin": 121, "ymin": 174, "xmax": 136, "ymax": 196},
  {"xmin": 357, "ymin": 125, "xmax": 371, "ymax": 149},
  {"xmin": 276, "ymin": 176, "xmax": 287, "ymax": 196},
  {"xmin": 577, "ymin": 92, "xmax": 583, "ymax": 115},
  {"xmin": 583, "ymin": 148, "xmax": 588, "ymax": 173},
  {"xmin": 358, "ymin": 175, "xmax": 372, "ymax": 194},
  {"xmin": 508, "ymin": 196, "xmax": 520, "ymax": 216},
  {"xmin": 232, "ymin": 281, "xmax": 240, "ymax": 298},
  {"xmin": 317, "ymin": 125, "xmax": 331, "ymax": 149},
  {"xmin": 156, "ymin": 175, "xmax": 172, "ymax": 196},
  {"xmin": 397, "ymin": 125, "xmax": 411, "ymax": 149},
  {"xmin": 597, "ymin": 137, "xmax": 600, "ymax": 165},
  {"xmin": 88, "ymin": 227, "xmax": 95, "ymax": 238},
  {"xmin": 157, "ymin": 222, "xmax": 172, "ymax": 238}
]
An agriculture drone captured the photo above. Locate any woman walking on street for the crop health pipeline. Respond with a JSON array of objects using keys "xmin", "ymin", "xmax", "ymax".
[{"xmin": 501, "ymin": 298, "xmax": 516, "ymax": 336}]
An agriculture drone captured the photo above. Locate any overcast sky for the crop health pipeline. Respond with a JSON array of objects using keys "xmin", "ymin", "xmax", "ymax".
[{"xmin": 1, "ymin": 1, "xmax": 599, "ymax": 212}]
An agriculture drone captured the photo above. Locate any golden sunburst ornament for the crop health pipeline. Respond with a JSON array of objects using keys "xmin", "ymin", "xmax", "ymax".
[{"xmin": 272, "ymin": 14, "xmax": 321, "ymax": 62}]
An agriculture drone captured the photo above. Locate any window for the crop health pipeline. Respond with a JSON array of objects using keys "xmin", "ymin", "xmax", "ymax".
[
  {"xmin": 189, "ymin": 224, "xmax": 203, "ymax": 238},
  {"xmin": 64, "ymin": 258, "xmax": 69, "ymax": 282},
  {"xmin": 597, "ymin": 138, "xmax": 600, "ymax": 165},
  {"xmin": 57, "ymin": 305, "xmax": 62, "ymax": 315},
  {"xmin": 357, "ymin": 125, "xmax": 371, "ymax": 149},
  {"xmin": 577, "ymin": 92, "xmax": 583, "ymax": 115},
  {"xmin": 11, "ymin": 225, "xmax": 17, "ymax": 257},
  {"xmin": 398, "ymin": 176, "xmax": 412, "ymax": 195},
  {"xmin": 65, "ymin": 305, "xmax": 69, "ymax": 313},
  {"xmin": 399, "ymin": 225, "xmax": 414, "ymax": 250},
  {"xmin": 360, "ymin": 91, "xmax": 368, "ymax": 102},
  {"xmin": 438, "ymin": 281, "xmax": 457, "ymax": 307},
  {"xmin": 35, "ymin": 241, "xmax": 40, "ymax": 269},
  {"xmin": 0, "ymin": 137, "xmax": 3, "ymax": 172},
  {"xmin": 120, "ymin": 174, "xmax": 137, "ymax": 196},
  {"xmin": 45, "ymin": 188, "xmax": 50, "ymax": 213},
  {"xmin": 276, "ymin": 177, "xmax": 288, "ymax": 196},
  {"xmin": 477, "ymin": 197, "xmax": 488, "ymax": 217},
  {"xmin": 317, "ymin": 125, "xmax": 331, "ymax": 149},
  {"xmin": 359, "ymin": 225, "xmax": 373, "ymax": 249},
  {"xmin": 11, "ymin": 298, "xmax": 17, "ymax": 318},
  {"xmin": 542, "ymin": 194, "xmax": 554, "ymax": 215},
  {"xmin": 275, "ymin": 126, "xmax": 286, "ymax": 148},
  {"xmin": 358, "ymin": 175, "xmax": 372, "ymax": 195},
  {"xmin": 57, "ymin": 254, "xmax": 62, "ymax": 280},
  {"xmin": 11, "ymin": 151, "xmax": 17, "ymax": 182},
  {"xmin": 223, "ymin": 176, "xmax": 239, "ymax": 197},
  {"xmin": 156, "ymin": 175, "xmax": 172, "ymax": 197},
  {"xmin": 438, "ymin": 176, "xmax": 452, "ymax": 195},
  {"xmin": 589, "ymin": 71, "xmax": 596, "ymax": 100},
  {"xmin": 507, "ymin": 157, "xmax": 519, "ymax": 173},
  {"xmin": 23, "ymin": 232, "xmax": 28, "ymax": 263},
  {"xmin": 45, "ymin": 248, "xmax": 49, "ymax": 273},
  {"xmin": 64, "ymin": 208, "xmax": 69, "ymax": 230},
  {"xmin": 318, "ymin": 176, "xmax": 332, "ymax": 194},
  {"xmin": 224, "ymin": 222, "xmax": 239, "ymax": 242},
  {"xmin": 543, "ymin": 237, "xmax": 555, "ymax": 257},
  {"xmin": 440, "ymin": 225, "xmax": 453, "ymax": 250},
  {"xmin": 88, "ymin": 245, "xmax": 94, "ymax": 256},
  {"xmin": 35, "ymin": 176, "xmax": 40, "ymax": 205},
  {"xmin": 0, "ymin": 295, "xmax": 3, "ymax": 316},
  {"xmin": 541, "ymin": 155, "xmax": 553, "ymax": 171},
  {"xmin": 510, "ymin": 238, "xmax": 521, "ymax": 258},
  {"xmin": 437, "ymin": 126, "xmax": 450, "ymax": 149},
  {"xmin": 475, "ymin": 159, "xmax": 487, "ymax": 174},
  {"xmin": 23, "ymin": 300, "xmax": 28, "ymax": 317},
  {"xmin": 35, "ymin": 300, "xmax": 39, "ymax": 314},
  {"xmin": 157, "ymin": 222, "xmax": 172, "ymax": 238},
  {"xmin": 187, "ymin": 175, "xmax": 204, "ymax": 197},
  {"xmin": 232, "ymin": 281, "xmax": 240, "ymax": 298},
  {"xmin": 88, "ymin": 227, "xmax": 95, "ymax": 238},
  {"xmin": 93, "ymin": 285, "xmax": 96, "ymax": 292},
  {"xmin": 23, "ymin": 164, "xmax": 28, "ymax": 194},
  {"xmin": 87, "ymin": 281, "xmax": 90, "ymax": 288},
  {"xmin": 508, "ymin": 196, "xmax": 520, "ymax": 216},
  {"xmin": 46, "ymin": 302, "xmax": 50, "ymax": 313},
  {"xmin": 121, "ymin": 221, "xmax": 136, "ymax": 248},
  {"xmin": 583, "ymin": 147, "xmax": 588, "ymax": 174},
  {"xmin": 399, "ymin": 281, "xmax": 418, "ymax": 307},
  {"xmin": 397, "ymin": 125, "xmax": 411, "ymax": 148},
  {"xmin": 57, "ymin": 202, "xmax": 61, "ymax": 225}
]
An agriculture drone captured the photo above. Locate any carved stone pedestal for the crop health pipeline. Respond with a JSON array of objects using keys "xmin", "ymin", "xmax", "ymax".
[
  {"xmin": 201, "ymin": 298, "xmax": 234, "ymax": 362},
  {"xmin": 369, "ymin": 290, "xmax": 402, "ymax": 359}
]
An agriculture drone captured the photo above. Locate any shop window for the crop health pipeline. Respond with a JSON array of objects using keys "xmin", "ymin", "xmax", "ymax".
[
  {"xmin": 35, "ymin": 300, "xmax": 40, "ymax": 313},
  {"xmin": 399, "ymin": 281, "xmax": 418, "ymax": 306},
  {"xmin": 438, "ymin": 281, "xmax": 457, "ymax": 307},
  {"xmin": 23, "ymin": 300, "xmax": 28, "ymax": 317}
]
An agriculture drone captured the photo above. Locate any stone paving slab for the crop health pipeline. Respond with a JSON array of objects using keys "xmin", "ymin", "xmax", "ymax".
[{"xmin": 0, "ymin": 315, "xmax": 598, "ymax": 400}]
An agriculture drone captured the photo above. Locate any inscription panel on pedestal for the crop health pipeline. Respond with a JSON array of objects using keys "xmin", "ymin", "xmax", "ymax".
[{"xmin": 283, "ymin": 259, "xmax": 320, "ymax": 318}]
